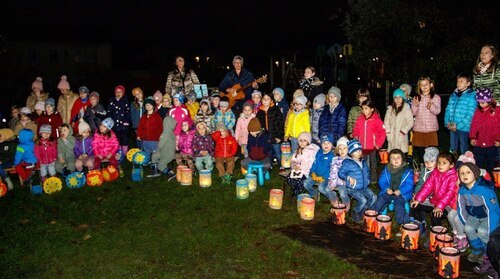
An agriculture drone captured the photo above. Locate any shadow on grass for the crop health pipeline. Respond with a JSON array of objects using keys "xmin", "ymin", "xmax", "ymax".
[{"xmin": 278, "ymin": 220, "xmax": 478, "ymax": 279}]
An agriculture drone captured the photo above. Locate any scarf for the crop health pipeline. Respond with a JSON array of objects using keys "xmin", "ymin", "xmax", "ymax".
[
  {"xmin": 479, "ymin": 62, "xmax": 490, "ymax": 74},
  {"xmin": 299, "ymin": 77, "xmax": 319, "ymax": 91},
  {"xmin": 388, "ymin": 163, "xmax": 407, "ymax": 191}
]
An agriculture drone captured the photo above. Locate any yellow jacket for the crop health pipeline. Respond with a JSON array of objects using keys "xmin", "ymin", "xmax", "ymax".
[
  {"xmin": 285, "ymin": 110, "xmax": 310, "ymax": 138},
  {"xmin": 186, "ymin": 102, "xmax": 200, "ymax": 121}
]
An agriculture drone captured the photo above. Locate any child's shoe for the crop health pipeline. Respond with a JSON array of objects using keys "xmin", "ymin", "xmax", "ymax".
[
  {"xmin": 146, "ymin": 163, "xmax": 161, "ymax": 178},
  {"xmin": 163, "ymin": 168, "xmax": 176, "ymax": 181},
  {"xmin": 467, "ymin": 252, "xmax": 484, "ymax": 264},
  {"xmin": 455, "ymin": 235, "xmax": 469, "ymax": 252},
  {"xmin": 5, "ymin": 177, "xmax": 13, "ymax": 190},
  {"xmin": 487, "ymin": 270, "xmax": 499, "ymax": 279},
  {"xmin": 474, "ymin": 257, "xmax": 494, "ymax": 274}
]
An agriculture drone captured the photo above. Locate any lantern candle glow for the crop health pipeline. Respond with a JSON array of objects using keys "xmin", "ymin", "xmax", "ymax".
[
  {"xmin": 378, "ymin": 149, "xmax": 389, "ymax": 164},
  {"xmin": 300, "ymin": 197, "xmax": 315, "ymax": 220},
  {"xmin": 269, "ymin": 189, "xmax": 284, "ymax": 209},
  {"xmin": 245, "ymin": 174, "xmax": 257, "ymax": 192},
  {"xmin": 430, "ymin": 226, "xmax": 448, "ymax": 252},
  {"xmin": 435, "ymin": 234, "xmax": 454, "ymax": 259},
  {"xmin": 180, "ymin": 168, "xmax": 192, "ymax": 185},
  {"xmin": 374, "ymin": 215, "xmax": 392, "ymax": 240},
  {"xmin": 401, "ymin": 223, "xmax": 420, "ymax": 250},
  {"xmin": 176, "ymin": 165, "xmax": 188, "ymax": 182},
  {"xmin": 438, "ymin": 247, "xmax": 460, "ymax": 278},
  {"xmin": 236, "ymin": 179, "xmax": 249, "ymax": 199},
  {"xmin": 281, "ymin": 152, "xmax": 292, "ymax": 169},
  {"xmin": 297, "ymin": 193, "xmax": 310, "ymax": 213},
  {"xmin": 363, "ymin": 210, "xmax": 378, "ymax": 233},
  {"xmin": 331, "ymin": 204, "xmax": 346, "ymax": 225},
  {"xmin": 494, "ymin": 167, "xmax": 500, "ymax": 187},
  {"xmin": 199, "ymin": 169, "xmax": 212, "ymax": 187}
]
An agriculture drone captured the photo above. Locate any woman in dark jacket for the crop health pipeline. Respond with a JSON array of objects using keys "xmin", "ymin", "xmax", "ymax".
[
  {"xmin": 299, "ymin": 66, "xmax": 324, "ymax": 102},
  {"xmin": 256, "ymin": 94, "xmax": 284, "ymax": 168}
]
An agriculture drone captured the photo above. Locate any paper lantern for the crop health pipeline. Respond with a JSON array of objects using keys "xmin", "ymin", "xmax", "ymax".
[
  {"xmin": 331, "ymin": 204, "xmax": 346, "ymax": 225},
  {"xmin": 126, "ymin": 148, "xmax": 141, "ymax": 162},
  {"xmin": 245, "ymin": 174, "xmax": 257, "ymax": 192},
  {"xmin": 300, "ymin": 197, "xmax": 315, "ymax": 220},
  {"xmin": 43, "ymin": 177, "xmax": 63, "ymax": 194},
  {"xmin": 430, "ymin": 226, "xmax": 448, "ymax": 252},
  {"xmin": 31, "ymin": 185, "xmax": 43, "ymax": 195},
  {"xmin": 401, "ymin": 223, "xmax": 420, "ymax": 250},
  {"xmin": 281, "ymin": 142, "xmax": 291, "ymax": 153},
  {"xmin": 494, "ymin": 167, "xmax": 500, "ymax": 188},
  {"xmin": 87, "ymin": 170, "xmax": 104, "ymax": 187},
  {"xmin": 413, "ymin": 170, "xmax": 420, "ymax": 184},
  {"xmin": 131, "ymin": 166, "xmax": 143, "ymax": 182},
  {"xmin": 102, "ymin": 165, "xmax": 120, "ymax": 182},
  {"xmin": 236, "ymin": 179, "xmax": 249, "ymax": 199},
  {"xmin": 199, "ymin": 169, "xmax": 212, "ymax": 188},
  {"xmin": 378, "ymin": 149, "xmax": 389, "ymax": 164},
  {"xmin": 269, "ymin": 189, "xmax": 284, "ymax": 209},
  {"xmin": 132, "ymin": 151, "xmax": 149, "ymax": 166},
  {"xmin": 180, "ymin": 168, "xmax": 193, "ymax": 186},
  {"xmin": 363, "ymin": 210, "xmax": 378, "ymax": 233},
  {"xmin": 438, "ymin": 247, "xmax": 460, "ymax": 278},
  {"xmin": 374, "ymin": 215, "xmax": 392, "ymax": 240},
  {"xmin": 176, "ymin": 165, "xmax": 188, "ymax": 182},
  {"xmin": 65, "ymin": 172, "xmax": 86, "ymax": 188},
  {"xmin": 281, "ymin": 152, "xmax": 292, "ymax": 169},
  {"xmin": 240, "ymin": 166, "xmax": 247, "ymax": 176},
  {"xmin": 0, "ymin": 181, "xmax": 7, "ymax": 197},
  {"xmin": 297, "ymin": 193, "xmax": 310, "ymax": 213},
  {"xmin": 435, "ymin": 234, "xmax": 454, "ymax": 259}
]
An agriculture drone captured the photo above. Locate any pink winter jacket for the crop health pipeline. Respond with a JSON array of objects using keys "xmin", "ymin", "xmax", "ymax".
[
  {"xmin": 290, "ymin": 143, "xmax": 320, "ymax": 178},
  {"xmin": 35, "ymin": 138, "xmax": 57, "ymax": 164},
  {"xmin": 411, "ymin": 94, "xmax": 441, "ymax": 133},
  {"xmin": 177, "ymin": 129, "xmax": 195, "ymax": 155},
  {"xmin": 234, "ymin": 114, "xmax": 255, "ymax": 146},
  {"xmin": 169, "ymin": 105, "xmax": 192, "ymax": 136},
  {"xmin": 414, "ymin": 168, "xmax": 458, "ymax": 210},
  {"xmin": 92, "ymin": 130, "xmax": 119, "ymax": 158},
  {"xmin": 352, "ymin": 111, "xmax": 386, "ymax": 152}
]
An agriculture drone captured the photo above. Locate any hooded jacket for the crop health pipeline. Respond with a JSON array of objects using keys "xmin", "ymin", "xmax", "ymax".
[
  {"xmin": 14, "ymin": 129, "xmax": 37, "ymax": 165},
  {"xmin": 247, "ymin": 130, "xmax": 272, "ymax": 161},
  {"xmin": 169, "ymin": 105, "xmax": 192, "ymax": 136},
  {"xmin": 378, "ymin": 165, "xmax": 414, "ymax": 201},
  {"xmin": 151, "ymin": 116, "xmax": 177, "ymax": 172},
  {"xmin": 57, "ymin": 126, "xmax": 75, "ymax": 161},
  {"xmin": 35, "ymin": 138, "xmax": 57, "ymax": 164},
  {"xmin": 411, "ymin": 94, "xmax": 441, "ymax": 133},
  {"xmin": 290, "ymin": 143, "xmax": 320, "ymax": 178},
  {"xmin": 256, "ymin": 103, "xmax": 284, "ymax": 143},
  {"xmin": 195, "ymin": 100, "xmax": 215, "ymax": 132},
  {"xmin": 212, "ymin": 130, "xmax": 238, "ymax": 158},
  {"xmin": 74, "ymin": 136, "xmax": 94, "ymax": 158},
  {"xmin": 178, "ymin": 129, "xmax": 195, "ymax": 155},
  {"xmin": 192, "ymin": 132, "xmax": 215, "ymax": 157},
  {"xmin": 234, "ymin": 114, "xmax": 255, "ymax": 146},
  {"xmin": 57, "ymin": 91, "xmax": 79, "ymax": 124},
  {"xmin": 37, "ymin": 112, "xmax": 63, "ymax": 139},
  {"xmin": 414, "ymin": 168, "xmax": 458, "ymax": 210},
  {"xmin": 353, "ymin": 111, "xmax": 386, "ymax": 152},
  {"xmin": 285, "ymin": 109, "xmax": 310, "ymax": 138},
  {"xmin": 444, "ymin": 88, "xmax": 477, "ymax": 132},
  {"xmin": 469, "ymin": 105, "xmax": 500, "ymax": 148},
  {"xmin": 338, "ymin": 157, "xmax": 370, "ymax": 190},
  {"xmin": 384, "ymin": 103, "xmax": 413, "ymax": 153},
  {"xmin": 309, "ymin": 150, "xmax": 334, "ymax": 179},
  {"xmin": 84, "ymin": 103, "xmax": 107, "ymax": 133},
  {"xmin": 318, "ymin": 103, "xmax": 347, "ymax": 144}
]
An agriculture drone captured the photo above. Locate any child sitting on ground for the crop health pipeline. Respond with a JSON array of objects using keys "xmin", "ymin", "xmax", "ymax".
[
  {"xmin": 303, "ymin": 135, "xmax": 335, "ymax": 205},
  {"xmin": 285, "ymin": 132, "xmax": 319, "ymax": 196},
  {"xmin": 176, "ymin": 120, "xmax": 195, "ymax": 172},
  {"xmin": 212, "ymin": 122, "xmax": 238, "ymax": 183},
  {"xmin": 241, "ymin": 118, "xmax": 272, "ymax": 173},
  {"xmin": 192, "ymin": 122, "xmax": 214, "ymax": 172},
  {"xmin": 74, "ymin": 121, "xmax": 94, "ymax": 173},
  {"xmin": 327, "ymin": 136, "xmax": 351, "ymax": 211},
  {"xmin": 35, "ymin": 124, "xmax": 57, "ymax": 183},
  {"xmin": 55, "ymin": 124, "xmax": 75, "ymax": 176},
  {"xmin": 234, "ymin": 102, "xmax": 255, "ymax": 158},
  {"xmin": 92, "ymin": 118, "xmax": 119, "ymax": 169}
]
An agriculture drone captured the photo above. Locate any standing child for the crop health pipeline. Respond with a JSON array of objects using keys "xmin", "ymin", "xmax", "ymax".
[
  {"xmin": 195, "ymin": 99, "xmax": 214, "ymax": 133},
  {"xmin": 273, "ymin": 87, "xmax": 289, "ymax": 117},
  {"xmin": 185, "ymin": 92, "xmax": 200, "ymax": 121},
  {"xmin": 212, "ymin": 97, "xmax": 235, "ymax": 134},
  {"xmin": 169, "ymin": 93, "xmax": 192, "ymax": 136},
  {"xmin": 9, "ymin": 106, "xmax": 20, "ymax": 131},
  {"xmin": 327, "ymin": 136, "xmax": 351, "ymax": 210},
  {"xmin": 384, "ymin": 89, "xmax": 414, "ymax": 154},
  {"xmin": 14, "ymin": 129, "xmax": 37, "ymax": 187},
  {"xmin": 151, "ymin": 116, "xmax": 177, "ymax": 180},
  {"xmin": 74, "ymin": 121, "xmax": 94, "ymax": 172},
  {"xmin": 14, "ymin": 107, "xmax": 37, "ymax": 140},
  {"xmin": 210, "ymin": 92, "xmax": 221, "ymax": 113},
  {"xmin": 285, "ymin": 132, "xmax": 319, "ymax": 196},
  {"xmin": 137, "ymin": 97, "xmax": 163, "ymax": 161},
  {"xmin": 33, "ymin": 101, "xmax": 45, "ymax": 123},
  {"xmin": 26, "ymin": 76, "xmax": 49, "ymax": 111},
  {"xmin": 303, "ymin": 135, "xmax": 335, "ymax": 204},
  {"xmin": 338, "ymin": 139, "xmax": 377, "ymax": 223},
  {"xmin": 158, "ymin": 94, "xmax": 172, "ymax": 119},
  {"xmin": 212, "ymin": 123, "xmax": 238, "ymax": 183},
  {"xmin": 35, "ymin": 124, "xmax": 57, "ymax": 183},
  {"xmin": 153, "ymin": 90, "xmax": 163, "ymax": 112},
  {"xmin": 241, "ymin": 118, "xmax": 272, "ymax": 173},
  {"xmin": 352, "ymin": 99, "xmax": 386, "ymax": 184},
  {"xmin": 130, "ymin": 87, "xmax": 145, "ymax": 148},
  {"xmin": 176, "ymin": 121, "xmax": 195, "ymax": 171},
  {"xmin": 0, "ymin": 128, "xmax": 17, "ymax": 190},
  {"xmin": 234, "ymin": 103, "xmax": 255, "ymax": 157},
  {"xmin": 37, "ymin": 98, "xmax": 63, "ymax": 139},
  {"xmin": 400, "ymin": 83, "xmax": 413, "ymax": 108},
  {"xmin": 444, "ymin": 73, "xmax": 477, "ymax": 155},
  {"xmin": 192, "ymin": 122, "xmax": 214, "ymax": 172},
  {"xmin": 248, "ymin": 90, "xmax": 262, "ymax": 115},
  {"xmin": 284, "ymin": 95, "xmax": 310, "ymax": 153},
  {"xmin": 83, "ymin": 92, "xmax": 106, "ymax": 134},
  {"xmin": 256, "ymin": 93, "xmax": 284, "ymax": 167},
  {"xmin": 71, "ymin": 86, "xmax": 90, "ymax": 134},
  {"xmin": 56, "ymin": 75, "xmax": 79, "ymax": 124},
  {"xmin": 318, "ymin": 86, "xmax": 347, "ymax": 146},
  {"xmin": 107, "ymin": 85, "xmax": 131, "ymax": 158},
  {"xmin": 347, "ymin": 88, "xmax": 370, "ymax": 138},
  {"xmin": 310, "ymin": 94, "xmax": 326, "ymax": 144},
  {"xmin": 55, "ymin": 123, "xmax": 75, "ymax": 175},
  {"xmin": 92, "ymin": 118, "xmax": 120, "ymax": 169}
]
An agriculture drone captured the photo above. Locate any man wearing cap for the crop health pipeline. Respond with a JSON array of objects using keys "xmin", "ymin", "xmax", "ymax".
[{"xmin": 219, "ymin": 55, "xmax": 258, "ymax": 111}]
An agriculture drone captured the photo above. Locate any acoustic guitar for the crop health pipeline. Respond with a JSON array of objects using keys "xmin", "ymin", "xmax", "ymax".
[{"xmin": 221, "ymin": 75, "xmax": 267, "ymax": 108}]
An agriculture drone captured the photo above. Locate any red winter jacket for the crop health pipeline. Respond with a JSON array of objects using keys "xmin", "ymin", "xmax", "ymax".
[
  {"xmin": 92, "ymin": 130, "xmax": 119, "ymax": 158},
  {"xmin": 414, "ymin": 168, "xmax": 459, "ymax": 210},
  {"xmin": 37, "ymin": 112, "xmax": 63, "ymax": 139},
  {"xmin": 212, "ymin": 131, "xmax": 238, "ymax": 158},
  {"xmin": 352, "ymin": 111, "xmax": 386, "ymax": 153},
  {"xmin": 34, "ymin": 138, "xmax": 57, "ymax": 164},
  {"xmin": 469, "ymin": 105, "xmax": 500, "ymax": 148},
  {"xmin": 137, "ymin": 112, "xmax": 163, "ymax": 141}
]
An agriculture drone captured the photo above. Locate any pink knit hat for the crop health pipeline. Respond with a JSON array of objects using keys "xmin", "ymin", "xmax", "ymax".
[
  {"xmin": 153, "ymin": 90, "xmax": 163, "ymax": 101},
  {"xmin": 32, "ymin": 77, "xmax": 43, "ymax": 91},
  {"xmin": 57, "ymin": 75, "xmax": 70, "ymax": 90}
]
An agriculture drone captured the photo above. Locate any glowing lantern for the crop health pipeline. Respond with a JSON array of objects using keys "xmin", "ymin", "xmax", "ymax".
[
  {"xmin": 102, "ymin": 165, "xmax": 119, "ymax": 182},
  {"xmin": 300, "ymin": 197, "xmax": 315, "ymax": 220},
  {"xmin": 374, "ymin": 215, "xmax": 392, "ymax": 240},
  {"xmin": 269, "ymin": 189, "xmax": 284, "ymax": 209},
  {"xmin": 180, "ymin": 168, "xmax": 192, "ymax": 186},
  {"xmin": 0, "ymin": 180, "xmax": 7, "ymax": 197},
  {"xmin": 401, "ymin": 223, "xmax": 420, "ymax": 250},
  {"xmin": 43, "ymin": 177, "xmax": 63, "ymax": 194},
  {"xmin": 66, "ymin": 172, "xmax": 86, "ymax": 188},
  {"xmin": 435, "ymin": 234, "xmax": 454, "ymax": 259},
  {"xmin": 281, "ymin": 142, "xmax": 291, "ymax": 153},
  {"xmin": 331, "ymin": 204, "xmax": 346, "ymax": 225},
  {"xmin": 176, "ymin": 165, "xmax": 188, "ymax": 182},
  {"xmin": 430, "ymin": 226, "xmax": 448, "ymax": 252},
  {"xmin": 363, "ymin": 210, "xmax": 378, "ymax": 233},
  {"xmin": 378, "ymin": 149, "xmax": 389, "ymax": 164},
  {"xmin": 199, "ymin": 169, "xmax": 212, "ymax": 188},
  {"xmin": 281, "ymin": 152, "xmax": 292, "ymax": 169},
  {"xmin": 297, "ymin": 193, "xmax": 310, "ymax": 213},
  {"xmin": 132, "ymin": 151, "xmax": 149, "ymax": 166},
  {"xmin": 236, "ymin": 179, "xmax": 249, "ymax": 199},
  {"xmin": 438, "ymin": 247, "xmax": 460, "ymax": 278},
  {"xmin": 494, "ymin": 167, "xmax": 500, "ymax": 188},
  {"xmin": 245, "ymin": 174, "xmax": 257, "ymax": 192},
  {"xmin": 87, "ymin": 170, "xmax": 104, "ymax": 187},
  {"xmin": 126, "ymin": 148, "xmax": 141, "ymax": 162}
]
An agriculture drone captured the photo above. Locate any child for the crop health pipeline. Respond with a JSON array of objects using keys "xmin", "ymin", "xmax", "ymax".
[
  {"xmin": 158, "ymin": 94, "xmax": 172, "ymax": 119},
  {"xmin": 372, "ymin": 149, "xmax": 414, "ymax": 226},
  {"xmin": 74, "ymin": 121, "xmax": 94, "ymax": 172},
  {"xmin": 92, "ymin": 118, "xmax": 119, "ymax": 169},
  {"xmin": 338, "ymin": 139, "xmax": 376, "ymax": 223},
  {"xmin": 35, "ymin": 124, "xmax": 57, "ymax": 182},
  {"xmin": 384, "ymin": 89, "xmax": 414, "ymax": 154},
  {"xmin": 272, "ymin": 87, "xmax": 289, "ymax": 117},
  {"xmin": 352, "ymin": 99, "xmax": 386, "ymax": 183},
  {"xmin": 469, "ymin": 88, "xmax": 499, "ymax": 175},
  {"xmin": 130, "ymin": 87, "xmax": 145, "ymax": 147},
  {"xmin": 241, "ymin": 118, "xmax": 272, "ymax": 173},
  {"xmin": 71, "ymin": 86, "xmax": 90, "ymax": 134},
  {"xmin": 256, "ymin": 93, "xmax": 284, "ymax": 167},
  {"xmin": 310, "ymin": 94, "xmax": 326, "ymax": 144},
  {"xmin": 327, "ymin": 136, "xmax": 350, "ymax": 210},
  {"xmin": 153, "ymin": 90, "xmax": 163, "ymax": 111},
  {"xmin": 169, "ymin": 93, "xmax": 192, "ymax": 136},
  {"xmin": 318, "ymin": 86, "xmax": 346, "ymax": 146},
  {"xmin": 212, "ymin": 122, "xmax": 238, "ymax": 183},
  {"xmin": 0, "ymin": 128, "xmax": 17, "ymax": 190},
  {"xmin": 284, "ymin": 95, "xmax": 310, "ymax": 153},
  {"xmin": 56, "ymin": 75, "xmax": 79, "ymax": 125},
  {"xmin": 137, "ymin": 97, "xmax": 163, "ymax": 161},
  {"xmin": 248, "ymin": 90, "xmax": 262, "ymax": 115},
  {"xmin": 303, "ymin": 135, "xmax": 335, "ymax": 205},
  {"xmin": 9, "ymin": 105, "xmax": 20, "ymax": 131},
  {"xmin": 37, "ymin": 98, "xmax": 63, "ymax": 139},
  {"xmin": 457, "ymin": 163, "xmax": 500, "ymax": 268},
  {"xmin": 176, "ymin": 120, "xmax": 195, "ymax": 171},
  {"xmin": 33, "ymin": 101, "xmax": 45, "ymax": 122},
  {"xmin": 444, "ymin": 73, "xmax": 477, "ymax": 155},
  {"xmin": 151, "ymin": 116, "xmax": 177, "ymax": 180},
  {"xmin": 185, "ymin": 92, "xmax": 200, "ymax": 121},
  {"xmin": 14, "ymin": 107, "xmax": 37, "ymax": 140},
  {"xmin": 411, "ymin": 76, "xmax": 441, "ymax": 164},
  {"xmin": 347, "ymin": 88, "xmax": 370, "ymax": 138},
  {"xmin": 234, "ymin": 103, "xmax": 255, "ymax": 157},
  {"xmin": 212, "ymin": 97, "xmax": 235, "ymax": 134},
  {"xmin": 14, "ymin": 129, "xmax": 37, "ymax": 187},
  {"xmin": 210, "ymin": 92, "xmax": 221, "ymax": 112},
  {"xmin": 195, "ymin": 99, "xmax": 214, "ymax": 133},
  {"xmin": 285, "ymin": 132, "xmax": 319, "ymax": 196},
  {"xmin": 55, "ymin": 123, "xmax": 75, "ymax": 175},
  {"xmin": 399, "ymin": 83, "xmax": 413, "ymax": 108},
  {"xmin": 26, "ymin": 76, "xmax": 49, "ymax": 111},
  {"xmin": 414, "ymin": 147, "xmax": 439, "ymax": 194},
  {"xmin": 192, "ymin": 122, "xmax": 214, "ymax": 172},
  {"xmin": 107, "ymin": 85, "xmax": 131, "ymax": 157}
]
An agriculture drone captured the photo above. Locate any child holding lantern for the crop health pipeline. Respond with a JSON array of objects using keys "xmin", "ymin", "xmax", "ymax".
[
  {"xmin": 303, "ymin": 135, "xmax": 335, "ymax": 204},
  {"xmin": 285, "ymin": 132, "xmax": 319, "ymax": 197},
  {"xmin": 327, "ymin": 136, "xmax": 352, "ymax": 212},
  {"xmin": 212, "ymin": 122, "xmax": 238, "ymax": 183}
]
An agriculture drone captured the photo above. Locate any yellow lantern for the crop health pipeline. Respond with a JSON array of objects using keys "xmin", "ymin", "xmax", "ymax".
[
  {"xmin": 245, "ymin": 173, "xmax": 257, "ymax": 192},
  {"xmin": 281, "ymin": 152, "xmax": 292, "ymax": 169},
  {"xmin": 269, "ymin": 189, "xmax": 284, "ymax": 209},
  {"xmin": 363, "ymin": 210, "xmax": 378, "ymax": 233},
  {"xmin": 126, "ymin": 148, "xmax": 141, "ymax": 162},
  {"xmin": 176, "ymin": 165, "xmax": 188, "ymax": 182},
  {"xmin": 198, "ymin": 169, "xmax": 212, "ymax": 188},
  {"xmin": 297, "ymin": 193, "xmax": 310, "ymax": 213},
  {"xmin": 438, "ymin": 247, "xmax": 460, "ymax": 278},
  {"xmin": 374, "ymin": 215, "xmax": 392, "ymax": 240},
  {"xmin": 236, "ymin": 179, "xmax": 249, "ymax": 199},
  {"xmin": 43, "ymin": 177, "xmax": 63, "ymax": 194},
  {"xmin": 430, "ymin": 226, "xmax": 448, "ymax": 252},
  {"xmin": 180, "ymin": 168, "xmax": 192, "ymax": 186},
  {"xmin": 401, "ymin": 223, "xmax": 420, "ymax": 250},
  {"xmin": 300, "ymin": 197, "xmax": 315, "ymax": 220}
]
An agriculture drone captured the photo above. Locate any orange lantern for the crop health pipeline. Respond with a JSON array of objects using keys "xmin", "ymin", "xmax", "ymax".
[
  {"xmin": 430, "ymin": 226, "xmax": 448, "ymax": 252},
  {"xmin": 180, "ymin": 168, "xmax": 193, "ymax": 186},
  {"xmin": 300, "ymin": 197, "xmax": 315, "ymax": 220},
  {"xmin": 374, "ymin": 215, "xmax": 392, "ymax": 240},
  {"xmin": 296, "ymin": 193, "xmax": 310, "ymax": 213},
  {"xmin": 102, "ymin": 165, "xmax": 119, "ymax": 182},
  {"xmin": 494, "ymin": 167, "xmax": 500, "ymax": 188},
  {"xmin": 87, "ymin": 170, "xmax": 104, "ymax": 187},
  {"xmin": 176, "ymin": 165, "xmax": 188, "ymax": 182},
  {"xmin": 281, "ymin": 152, "xmax": 292, "ymax": 169},
  {"xmin": 401, "ymin": 223, "xmax": 420, "ymax": 250},
  {"xmin": 331, "ymin": 204, "xmax": 346, "ymax": 225},
  {"xmin": 0, "ymin": 180, "xmax": 7, "ymax": 197},
  {"xmin": 269, "ymin": 189, "xmax": 284, "ymax": 209},
  {"xmin": 378, "ymin": 149, "xmax": 389, "ymax": 164},
  {"xmin": 438, "ymin": 247, "xmax": 460, "ymax": 278},
  {"xmin": 435, "ymin": 234, "xmax": 454, "ymax": 259},
  {"xmin": 363, "ymin": 210, "xmax": 378, "ymax": 233}
]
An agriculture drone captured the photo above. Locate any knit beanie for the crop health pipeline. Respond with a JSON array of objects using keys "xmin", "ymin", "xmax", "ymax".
[
  {"xmin": 242, "ymin": 102, "xmax": 253, "ymax": 111},
  {"xmin": 20, "ymin": 107, "xmax": 31, "ymax": 115},
  {"xmin": 400, "ymin": 84, "xmax": 412, "ymax": 95},
  {"xmin": 327, "ymin": 86, "xmax": 341, "ymax": 100},
  {"xmin": 78, "ymin": 121, "xmax": 91, "ymax": 135},
  {"xmin": 45, "ymin": 98, "xmax": 56, "ymax": 107},
  {"xmin": 132, "ymin": 87, "xmax": 143, "ymax": 96},
  {"xmin": 336, "ymin": 136, "xmax": 349, "ymax": 148},
  {"xmin": 251, "ymin": 90, "xmax": 262, "ymax": 98},
  {"xmin": 298, "ymin": 132, "xmax": 312, "ymax": 144},
  {"xmin": 393, "ymin": 88, "xmax": 405, "ymax": 98},
  {"xmin": 293, "ymin": 89, "xmax": 304, "ymax": 99},
  {"xmin": 115, "ymin": 85, "xmax": 125, "ymax": 93},
  {"xmin": 216, "ymin": 122, "xmax": 227, "ymax": 131},
  {"xmin": 320, "ymin": 134, "xmax": 333, "ymax": 145},
  {"xmin": 219, "ymin": 96, "xmax": 229, "ymax": 108},
  {"xmin": 295, "ymin": 96, "xmax": 307, "ymax": 106},
  {"xmin": 101, "ymin": 117, "xmax": 114, "ymax": 130},
  {"xmin": 423, "ymin": 147, "xmax": 439, "ymax": 162},
  {"xmin": 34, "ymin": 101, "xmax": 45, "ymax": 111},
  {"xmin": 162, "ymin": 94, "xmax": 172, "ymax": 102},
  {"xmin": 273, "ymin": 87, "xmax": 284, "ymax": 99},
  {"xmin": 186, "ymin": 91, "xmax": 197, "ymax": 101},
  {"xmin": 247, "ymin": 118, "xmax": 261, "ymax": 132},
  {"xmin": 0, "ymin": 128, "xmax": 15, "ymax": 140},
  {"xmin": 476, "ymin": 88, "xmax": 492, "ymax": 102},
  {"xmin": 89, "ymin": 91, "xmax": 99, "ymax": 100},
  {"xmin": 173, "ymin": 93, "xmax": 185, "ymax": 104},
  {"xmin": 153, "ymin": 90, "xmax": 163, "ymax": 101},
  {"xmin": 79, "ymin": 86, "xmax": 90, "ymax": 94},
  {"xmin": 347, "ymin": 139, "xmax": 362, "ymax": 155},
  {"xmin": 57, "ymin": 75, "xmax": 70, "ymax": 90},
  {"xmin": 458, "ymin": 151, "xmax": 476, "ymax": 164},
  {"xmin": 39, "ymin": 124, "xmax": 52, "ymax": 134},
  {"xmin": 144, "ymin": 97, "xmax": 155, "ymax": 107},
  {"xmin": 32, "ymin": 77, "xmax": 43, "ymax": 91},
  {"xmin": 459, "ymin": 162, "xmax": 481, "ymax": 180},
  {"xmin": 313, "ymin": 94, "xmax": 326, "ymax": 107}
]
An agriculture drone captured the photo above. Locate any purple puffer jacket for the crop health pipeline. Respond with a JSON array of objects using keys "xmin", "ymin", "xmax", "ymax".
[
  {"xmin": 328, "ymin": 156, "xmax": 347, "ymax": 189},
  {"xmin": 178, "ymin": 129, "xmax": 195, "ymax": 155},
  {"xmin": 192, "ymin": 133, "xmax": 215, "ymax": 157},
  {"xmin": 74, "ymin": 137, "xmax": 94, "ymax": 158}
]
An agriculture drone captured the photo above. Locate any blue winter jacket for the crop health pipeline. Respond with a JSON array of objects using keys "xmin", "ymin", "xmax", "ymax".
[
  {"xmin": 444, "ymin": 88, "xmax": 477, "ymax": 132},
  {"xmin": 108, "ymin": 96, "xmax": 131, "ymax": 133},
  {"xmin": 338, "ymin": 157, "xmax": 370, "ymax": 190},
  {"xmin": 275, "ymin": 100, "xmax": 289, "ymax": 119},
  {"xmin": 458, "ymin": 178, "xmax": 500, "ymax": 234},
  {"xmin": 378, "ymin": 165, "xmax": 414, "ymax": 201},
  {"xmin": 318, "ymin": 103, "xmax": 347, "ymax": 145},
  {"xmin": 14, "ymin": 129, "xmax": 37, "ymax": 165},
  {"xmin": 309, "ymin": 150, "xmax": 334, "ymax": 179}
]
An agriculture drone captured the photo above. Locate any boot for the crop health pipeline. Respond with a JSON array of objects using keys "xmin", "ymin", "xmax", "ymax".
[
  {"xmin": 4, "ymin": 177, "xmax": 14, "ymax": 190},
  {"xmin": 147, "ymin": 163, "xmax": 161, "ymax": 178},
  {"xmin": 474, "ymin": 257, "xmax": 494, "ymax": 274}
]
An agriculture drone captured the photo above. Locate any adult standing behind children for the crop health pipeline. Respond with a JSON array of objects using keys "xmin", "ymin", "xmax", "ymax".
[
  {"xmin": 299, "ymin": 66, "xmax": 324, "ymax": 101},
  {"xmin": 165, "ymin": 56, "xmax": 200, "ymax": 97},
  {"xmin": 56, "ymin": 75, "xmax": 79, "ymax": 124},
  {"xmin": 473, "ymin": 45, "xmax": 500, "ymax": 103},
  {"xmin": 219, "ymin": 55, "xmax": 258, "ymax": 111}
]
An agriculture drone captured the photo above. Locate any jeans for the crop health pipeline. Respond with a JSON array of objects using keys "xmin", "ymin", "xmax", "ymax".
[
  {"xmin": 473, "ymin": 146, "xmax": 498, "ymax": 174},
  {"xmin": 449, "ymin": 130, "xmax": 469, "ymax": 155},
  {"xmin": 329, "ymin": 184, "xmax": 350, "ymax": 205},
  {"xmin": 363, "ymin": 150, "xmax": 377, "ymax": 183},
  {"xmin": 464, "ymin": 215, "xmax": 490, "ymax": 255},
  {"xmin": 290, "ymin": 138, "xmax": 298, "ymax": 154},
  {"xmin": 195, "ymin": 156, "xmax": 214, "ymax": 172},
  {"xmin": 303, "ymin": 177, "xmax": 336, "ymax": 202},
  {"xmin": 272, "ymin": 143, "xmax": 282, "ymax": 166},
  {"xmin": 40, "ymin": 162, "xmax": 56, "ymax": 177},
  {"xmin": 347, "ymin": 187, "xmax": 376, "ymax": 215},
  {"xmin": 372, "ymin": 192, "xmax": 409, "ymax": 224},
  {"xmin": 142, "ymin": 141, "xmax": 158, "ymax": 161},
  {"xmin": 447, "ymin": 209, "xmax": 465, "ymax": 236}
]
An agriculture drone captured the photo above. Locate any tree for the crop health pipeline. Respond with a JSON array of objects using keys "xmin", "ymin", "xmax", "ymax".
[
  {"xmin": 379, "ymin": 226, "xmax": 388, "ymax": 240},
  {"xmin": 442, "ymin": 261, "xmax": 455, "ymax": 278},
  {"xmin": 403, "ymin": 235, "xmax": 412, "ymax": 249}
]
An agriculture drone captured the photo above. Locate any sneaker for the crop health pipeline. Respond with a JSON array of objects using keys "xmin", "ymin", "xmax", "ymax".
[
  {"xmin": 474, "ymin": 257, "xmax": 494, "ymax": 274},
  {"xmin": 352, "ymin": 211, "xmax": 363, "ymax": 223},
  {"xmin": 456, "ymin": 235, "xmax": 469, "ymax": 252},
  {"xmin": 467, "ymin": 253, "xmax": 484, "ymax": 264},
  {"xmin": 164, "ymin": 169, "xmax": 176, "ymax": 181},
  {"xmin": 487, "ymin": 270, "xmax": 499, "ymax": 279}
]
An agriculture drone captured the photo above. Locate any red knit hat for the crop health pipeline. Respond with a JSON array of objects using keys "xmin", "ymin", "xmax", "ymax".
[{"xmin": 115, "ymin": 85, "xmax": 126, "ymax": 93}]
